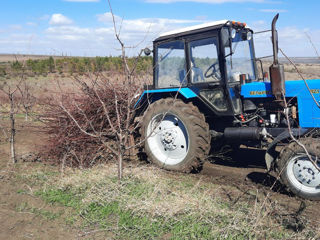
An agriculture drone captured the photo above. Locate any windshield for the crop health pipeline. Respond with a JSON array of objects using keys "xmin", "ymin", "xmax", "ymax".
[{"xmin": 225, "ymin": 31, "xmax": 256, "ymax": 82}]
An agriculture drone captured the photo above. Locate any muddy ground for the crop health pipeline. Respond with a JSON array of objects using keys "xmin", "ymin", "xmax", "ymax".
[
  {"xmin": 0, "ymin": 119, "xmax": 319, "ymax": 239},
  {"xmin": 0, "ymin": 122, "xmax": 78, "ymax": 240}
]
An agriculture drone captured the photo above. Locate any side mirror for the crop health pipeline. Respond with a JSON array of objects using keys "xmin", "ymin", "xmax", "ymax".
[{"xmin": 143, "ymin": 48, "xmax": 152, "ymax": 56}]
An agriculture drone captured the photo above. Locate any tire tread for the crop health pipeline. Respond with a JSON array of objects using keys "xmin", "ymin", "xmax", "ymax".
[{"xmin": 140, "ymin": 98, "xmax": 211, "ymax": 172}]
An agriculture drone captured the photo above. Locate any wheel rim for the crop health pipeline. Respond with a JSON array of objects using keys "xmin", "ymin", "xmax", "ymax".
[
  {"xmin": 146, "ymin": 113, "xmax": 189, "ymax": 165},
  {"xmin": 287, "ymin": 154, "xmax": 320, "ymax": 194}
]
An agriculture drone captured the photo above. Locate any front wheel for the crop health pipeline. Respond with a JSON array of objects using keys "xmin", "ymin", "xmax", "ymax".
[
  {"xmin": 277, "ymin": 138, "xmax": 320, "ymax": 200},
  {"xmin": 141, "ymin": 98, "xmax": 211, "ymax": 172}
]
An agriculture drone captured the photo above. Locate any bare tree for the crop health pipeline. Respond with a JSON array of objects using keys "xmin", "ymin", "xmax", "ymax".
[
  {"xmin": 305, "ymin": 32, "xmax": 320, "ymax": 61},
  {"xmin": 44, "ymin": 72, "xmax": 144, "ymax": 179},
  {"xmin": 17, "ymin": 80, "xmax": 36, "ymax": 121},
  {"xmin": 0, "ymin": 56, "xmax": 35, "ymax": 164},
  {"xmin": 44, "ymin": 0, "xmax": 188, "ymax": 180},
  {"xmin": 0, "ymin": 81, "xmax": 22, "ymax": 163}
]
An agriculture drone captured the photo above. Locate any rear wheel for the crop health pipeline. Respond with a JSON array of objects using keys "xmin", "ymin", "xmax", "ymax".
[
  {"xmin": 277, "ymin": 138, "xmax": 320, "ymax": 200},
  {"xmin": 141, "ymin": 98, "xmax": 210, "ymax": 172}
]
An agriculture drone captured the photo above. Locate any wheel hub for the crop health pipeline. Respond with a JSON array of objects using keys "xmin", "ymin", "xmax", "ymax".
[
  {"xmin": 160, "ymin": 129, "xmax": 177, "ymax": 150},
  {"xmin": 147, "ymin": 113, "xmax": 189, "ymax": 166},
  {"xmin": 293, "ymin": 156, "xmax": 320, "ymax": 188}
]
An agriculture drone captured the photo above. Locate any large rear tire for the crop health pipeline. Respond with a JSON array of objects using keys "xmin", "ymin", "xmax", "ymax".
[
  {"xmin": 141, "ymin": 98, "xmax": 210, "ymax": 172},
  {"xmin": 277, "ymin": 138, "xmax": 320, "ymax": 200}
]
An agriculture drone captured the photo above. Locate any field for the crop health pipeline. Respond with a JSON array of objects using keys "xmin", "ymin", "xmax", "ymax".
[
  {"xmin": 258, "ymin": 58, "xmax": 320, "ymax": 81},
  {"xmin": 0, "ymin": 56, "xmax": 320, "ymax": 239},
  {"xmin": 0, "ymin": 54, "xmax": 68, "ymax": 62}
]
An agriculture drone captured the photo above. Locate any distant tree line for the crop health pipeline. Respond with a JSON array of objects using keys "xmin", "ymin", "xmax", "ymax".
[{"xmin": 0, "ymin": 56, "xmax": 153, "ymax": 77}]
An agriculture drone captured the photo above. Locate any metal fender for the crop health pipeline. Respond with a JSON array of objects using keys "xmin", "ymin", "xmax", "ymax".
[
  {"xmin": 134, "ymin": 87, "xmax": 197, "ymax": 109},
  {"xmin": 265, "ymin": 128, "xmax": 309, "ymax": 171}
]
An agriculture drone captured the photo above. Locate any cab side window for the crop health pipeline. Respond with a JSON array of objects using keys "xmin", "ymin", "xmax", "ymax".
[
  {"xmin": 189, "ymin": 38, "xmax": 221, "ymax": 83},
  {"xmin": 156, "ymin": 40, "xmax": 187, "ymax": 88}
]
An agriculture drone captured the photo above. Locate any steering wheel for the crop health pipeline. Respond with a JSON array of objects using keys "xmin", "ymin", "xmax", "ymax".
[{"xmin": 204, "ymin": 62, "xmax": 220, "ymax": 80}]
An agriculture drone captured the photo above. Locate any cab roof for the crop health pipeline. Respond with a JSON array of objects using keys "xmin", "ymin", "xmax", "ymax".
[{"xmin": 155, "ymin": 20, "xmax": 250, "ymax": 42}]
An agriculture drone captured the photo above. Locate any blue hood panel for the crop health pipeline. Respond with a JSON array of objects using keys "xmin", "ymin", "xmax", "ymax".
[
  {"xmin": 241, "ymin": 80, "xmax": 320, "ymax": 128},
  {"xmin": 134, "ymin": 87, "xmax": 197, "ymax": 108}
]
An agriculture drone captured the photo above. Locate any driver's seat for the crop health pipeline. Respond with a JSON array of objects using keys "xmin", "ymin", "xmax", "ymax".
[{"xmin": 191, "ymin": 61, "xmax": 204, "ymax": 83}]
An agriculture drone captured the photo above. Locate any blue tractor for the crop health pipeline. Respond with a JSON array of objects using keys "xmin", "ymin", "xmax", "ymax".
[{"xmin": 135, "ymin": 14, "xmax": 320, "ymax": 200}]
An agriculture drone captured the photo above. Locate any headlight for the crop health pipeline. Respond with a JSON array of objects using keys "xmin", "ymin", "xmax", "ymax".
[{"xmin": 241, "ymin": 31, "xmax": 252, "ymax": 41}]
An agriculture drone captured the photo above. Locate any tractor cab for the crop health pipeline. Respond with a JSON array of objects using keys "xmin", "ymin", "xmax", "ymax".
[{"xmin": 151, "ymin": 20, "xmax": 257, "ymax": 116}]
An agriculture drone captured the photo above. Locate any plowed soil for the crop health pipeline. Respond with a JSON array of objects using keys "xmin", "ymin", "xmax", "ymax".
[{"xmin": 202, "ymin": 149, "xmax": 320, "ymax": 227}]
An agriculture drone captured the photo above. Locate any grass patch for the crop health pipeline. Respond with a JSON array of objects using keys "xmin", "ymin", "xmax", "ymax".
[
  {"xmin": 35, "ymin": 189, "xmax": 82, "ymax": 209},
  {"xmin": 30, "ymin": 164, "xmax": 310, "ymax": 239},
  {"xmin": 16, "ymin": 189, "xmax": 27, "ymax": 194},
  {"xmin": 15, "ymin": 202, "xmax": 62, "ymax": 221}
]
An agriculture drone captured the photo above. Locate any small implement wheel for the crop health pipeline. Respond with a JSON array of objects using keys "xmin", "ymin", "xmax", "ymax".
[
  {"xmin": 277, "ymin": 138, "xmax": 320, "ymax": 200},
  {"xmin": 141, "ymin": 98, "xmax": 210, "ymax": 172}
]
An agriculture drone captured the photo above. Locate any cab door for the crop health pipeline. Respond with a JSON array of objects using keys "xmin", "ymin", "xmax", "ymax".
[
  {"xmin": 223, "ymin": 29, "xmax": 258, "ymax": 115},
  {"xmin": 186, "ymin": 34, "xmax": 234, "ymax": 116}
]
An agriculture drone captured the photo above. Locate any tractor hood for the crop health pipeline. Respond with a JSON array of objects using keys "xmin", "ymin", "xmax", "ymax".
[{"xmin": 241, "ymin": 79, "xmax": 320, "ymax": 128}]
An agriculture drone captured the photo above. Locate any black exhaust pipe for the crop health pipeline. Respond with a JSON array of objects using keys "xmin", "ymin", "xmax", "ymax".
[{"xmin": 269, "ymin": 13, "xmax": 285, "ymax": 100}]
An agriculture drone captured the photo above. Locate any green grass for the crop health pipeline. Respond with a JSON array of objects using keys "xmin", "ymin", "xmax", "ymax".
[
  {"xmin": 16, "ymin": 189, "xmax": 27, "ymax": 194},
  {"xmin": 11, "ymin": 161, "xmax": 317, "ymax": 239},
  {"xmin": 35, "ymin": 188, "xmax": 256, "ymax": 239},
  {"xmin": 31, "ymin": 170, "xmax": 301, "ymax": 240},
  {"xmin": 35, "ymin": 189, "xmax": 82, "ymax": 209},
  {"xmin": 15, "ymin": 202, "xmax": 62, "ymax": 221},
  {"xmin": 15, "ymin": 169, "xmax": 58, "ymax": 187}
]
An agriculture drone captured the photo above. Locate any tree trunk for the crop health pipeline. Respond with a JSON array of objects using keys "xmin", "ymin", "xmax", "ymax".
[
  {"xmin": 118, "ymin": 151, "xmax": 123, "ymax": 180},
  {"xmin": 9, "ymin": 93, "xmax": 16, "ymax": 164}
]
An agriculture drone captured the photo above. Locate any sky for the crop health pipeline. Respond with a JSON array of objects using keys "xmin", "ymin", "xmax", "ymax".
[{"xmin": 0, "ymin": 0, "xmax": 320, "ymax": 57}]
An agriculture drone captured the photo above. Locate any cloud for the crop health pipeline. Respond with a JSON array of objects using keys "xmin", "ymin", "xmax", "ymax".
[
  {"xmin": 1, "ymin": 14, "xmax": 319, "ymax": 57},
  {"xmin": 145, "ymin": 0, "xmax": 267, "ymax": 3},
  {"xmin": 97, "ymin": 12, "xmax": 122, "ymax": 24},
  {"xmin": 96, "ymin": 12, "xmax": 205, "ymax": 50},
  {"xmin": 46, "ymin": 26, "xmax": 91, "ymax": 35},
  {"xmin": 49, "ymin": 14, "xmax": 73, "ymax": 25},
  {"xmin": 259, "ymin": 9, "xmax": 287, "ymax": 13},
  {"xmin": 278, "ymin": 27, "xmax": 320, "ymax": 57},
  {"xmin": 97, "ymin": 12, "xmax": 202, "ymax": 34},
  {"xmin": 45, "ymin": 26, "xmax": 92, "ymax": 41},
  {"xmin": 252, "ymin": 24, "xmax": 320, "ymax": 57},
  {"xmin": 37, "ymin": 14, "xmax": 206, "ymax": 56},
  {"xmin": 0, "ymin": 24, "xmax": 24, "ymax": 35}
]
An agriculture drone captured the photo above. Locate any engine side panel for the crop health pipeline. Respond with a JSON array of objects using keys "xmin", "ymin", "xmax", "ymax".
[{"xmin": 241, "ymin": 80, "xmax": 320, "ymax": 128}]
